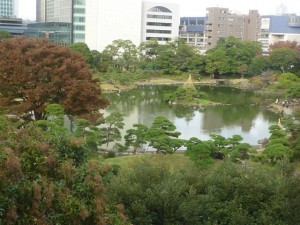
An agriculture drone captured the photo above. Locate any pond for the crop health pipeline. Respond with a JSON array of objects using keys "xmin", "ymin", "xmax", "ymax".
[{"xmin": 102, "ymin": 85, "xmax": 279, "ymax": 145}]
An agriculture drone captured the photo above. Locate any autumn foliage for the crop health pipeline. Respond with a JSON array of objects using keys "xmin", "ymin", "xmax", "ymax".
[
  {"xmin": 269, "ymin": 40, "xmax": 300, "ymax": 55},
  {"xmin": 0, "ymin": 37, "xmax": 108, "ymax": 121},
  {"xmin": 0, "ymin": 115, "xmax": 130, "ymax": 225}
]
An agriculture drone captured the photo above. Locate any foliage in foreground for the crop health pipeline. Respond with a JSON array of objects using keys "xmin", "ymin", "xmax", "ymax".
[
  {"xmin": 0, "ymin": 115, "xmax": 130, "ymax": 225},
  {"xmin": 106, "ymin": 156, "xmax": 300, "ymax": 225}
]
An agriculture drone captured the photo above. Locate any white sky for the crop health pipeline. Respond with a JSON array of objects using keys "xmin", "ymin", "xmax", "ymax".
[{"xmin": 19, "ymin": 0, "xmax": 300, "ymax": 21}]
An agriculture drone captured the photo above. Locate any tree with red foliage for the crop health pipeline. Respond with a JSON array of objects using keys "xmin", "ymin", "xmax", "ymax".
[
  {"xmin": 0, "ymin": 37, "xmax": 108, "ymax": 121},
  {"xmin": 269, "ymin": 40, "xmax": 300, "ymax": 58}
]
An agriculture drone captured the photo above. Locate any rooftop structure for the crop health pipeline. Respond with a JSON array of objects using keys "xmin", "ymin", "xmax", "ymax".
[
  {"xmin": 179, "ymin": 17, "xmax": 206, "ymax": 52},
  {"xmin": 0, "ymin": 16, "xmax": 26, "ymax": 36},
  {"xmin": 259, "ymin": 15, "xmax": 300, "ymax": 53}
]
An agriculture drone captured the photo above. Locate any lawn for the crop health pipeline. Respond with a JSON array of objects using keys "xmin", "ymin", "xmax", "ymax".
[{"xmin": 103, "ymin": 153, "xmax": 190, "ymax": 168}]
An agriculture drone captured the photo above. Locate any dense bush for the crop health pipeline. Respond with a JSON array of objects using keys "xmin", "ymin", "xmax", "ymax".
[
  {"xmin": 106, "ymin": 156, "xmax": 300, "ymax": 225},
  {"xmin": 0, "ymin": 115, "xmax": 130, "ymax": 225}
]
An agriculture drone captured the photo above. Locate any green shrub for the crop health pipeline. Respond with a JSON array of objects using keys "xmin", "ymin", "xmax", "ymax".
[{"xmin": 107, "ymin": 151, "xmax": 116, "ymax": 158}]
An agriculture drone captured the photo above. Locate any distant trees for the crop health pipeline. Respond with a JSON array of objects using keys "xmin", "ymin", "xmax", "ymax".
[
  {"xmin": 69, "ymin": 42, "xmax": 93, "ymax": 65},
  {"xmin": 262, "ymin": 125, "xmax": 293, "ymax": 162},
  {"xmin": 102, "ymin": 39, "xmax": 139, "ymax": 72},
  {"xmin": 146, "ymin": 116, "xmax": 181, "ymax": 154},
  {"xmin": 0, "ymin": 37, "xmax": 107, "ymax": 122},
  {"xmin": 67, "ymin": 37, "xmax": 299, "ymax": 81},
  {"xmin": 269, "ymin": 47, "xmax": 298, "ymax": 73},
  {"xmin": 185, "ymin": 134, "xmax": 254, "ymax": 164},
  {"xmin": 247, "ymin": 55, "xmax": 271, "ymax": 75},
  {"xmin": 205, "ymin": 36, "xmax": 262, "ymax": 77},
  {"xmin": 125, "ymin": 124, "xmax": 148, "ymax": 155},
  {"xmin": 97, "ymin": 112, "xmax": 125, "ymax": 151}
]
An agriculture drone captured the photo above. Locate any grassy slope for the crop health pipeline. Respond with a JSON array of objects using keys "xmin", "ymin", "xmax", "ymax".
[{"xmin": 103, "ymin": 153, "xmax": 190, "ymax": 168}]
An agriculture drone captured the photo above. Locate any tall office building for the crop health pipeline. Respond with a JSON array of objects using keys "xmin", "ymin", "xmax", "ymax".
[
  {"xmin": 36, "ymin": 0, "xmax": 85, "ymax": 43},
  {"xmin": 0, "ymin": 0, "xmax": 18, "ymax": 18},
  {"xmin": 205, "ymin": 7, "xmax": 260, "ymax": 49}
]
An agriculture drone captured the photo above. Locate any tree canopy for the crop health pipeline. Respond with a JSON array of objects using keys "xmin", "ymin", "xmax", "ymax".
[
  {"xmin": 0, "ymin": 37, "xmax": 108, "ymax": 122},
  {"xmin": 205, "ymin": 36, "xmax": 262, "ymax": 76},
  {"xmin": 69, "ymin": 42, "xmax": 93, "ymax": 65}
]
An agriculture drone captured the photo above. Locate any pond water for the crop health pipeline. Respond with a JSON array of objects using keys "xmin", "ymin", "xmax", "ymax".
[{"xmin": 102, "ymin": 85, "xmax": 279, "ymax": 145}]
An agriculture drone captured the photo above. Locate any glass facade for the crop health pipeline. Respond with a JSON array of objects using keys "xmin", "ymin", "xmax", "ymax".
[
  {"xmin": 73, "ymin": 0, "xmax": 85, "ymax": 43},
  {"xmin": 24, "ymin": 22, "xmax": 72, "ymax": 46},
  {"xmin": 36, "ymin": 0, "xmax": 86, "ymax": 44}
]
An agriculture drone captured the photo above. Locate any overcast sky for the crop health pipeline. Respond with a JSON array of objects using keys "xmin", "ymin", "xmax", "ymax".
[{"xmin": 19, "ymin": 0, "xmax": 300, "ymax": 21}]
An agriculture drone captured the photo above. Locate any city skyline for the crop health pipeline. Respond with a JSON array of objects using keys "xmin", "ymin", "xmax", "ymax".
[{"xmin": 19, "ymin": 0, "xmax": 300, "ymax": 21}]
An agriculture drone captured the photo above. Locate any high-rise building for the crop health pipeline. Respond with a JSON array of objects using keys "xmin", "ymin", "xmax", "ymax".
[
  {"xmin": 0, "ymin": 0, "xmax": 18, "ymax": 18},
  {"xmin": 35, "ymin": 0, "xmax": 85, "ymax": 43},
  {"xmin": 205, "ymin": 7, "xmax": 260, "ymax": 49}
]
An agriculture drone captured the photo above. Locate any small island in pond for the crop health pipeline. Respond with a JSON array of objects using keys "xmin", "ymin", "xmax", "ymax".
[{"xmin": 164, "ymin": 74, "xmax": 222, "ymax": 107}]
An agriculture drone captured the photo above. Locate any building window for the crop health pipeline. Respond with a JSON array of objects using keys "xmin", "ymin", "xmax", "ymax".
[
  {"xmin": 74, "ymin": 17, "xmax": 85, "ymax": 22},
  {"xmin": 146, "ymin": 37, "xmax": 171, "ymax": 41},
  {"xmin": 74, "ymin": 25, "xmax": 85, "ymax": 31},
  {"xmin": 148, "ymin": 6, "xmax": 171, "ymax": 13},
  {"xmin": 74, "ymin": 8, "xmax": 85, "ymax": 14},
  {"xmin": 146, "ymin": 29, "xmax": 171, "ymax": 34},
  {"xmin": 147, "ymin": 14, "xmax": 172, "ymax": 19},
  {"xmin": 147, "ymin": 22, "xmax": 172, "ymax": 27},
  {"xmin": 74, "ymin": 0, "xmax": 85, "ymax": 5}
]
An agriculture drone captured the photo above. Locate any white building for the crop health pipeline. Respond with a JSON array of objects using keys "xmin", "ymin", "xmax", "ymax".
[
  {"xmin": 85, "ymin": 0, "xmax": 142, "ymax": 52},
  {"xmin": 141, "ymin": 1, "xmax": 179, "ymax": 44},
  {"xmin": 85, "ymin": 0, "xmax": 179, "ymax": 52}
]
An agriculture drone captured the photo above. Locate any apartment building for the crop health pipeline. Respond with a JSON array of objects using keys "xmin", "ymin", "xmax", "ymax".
[
  {"xmin": 179, "ymin": 17, "xmax": 206, "ymax": 52},
  {"xmin": 205, "ymin": 7, "xmax": 260, "ymax": 49}
]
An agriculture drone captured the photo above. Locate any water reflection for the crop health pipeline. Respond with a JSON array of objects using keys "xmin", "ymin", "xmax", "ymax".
[{"xmin": 103, "ymin": 85, "xmax": 279, "ymax": 145}]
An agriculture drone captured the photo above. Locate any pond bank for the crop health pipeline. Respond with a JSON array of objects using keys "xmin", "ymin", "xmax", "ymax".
[{"xmin": 101, "ymin": 77, "xmax": 298, "ymax": 115}]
